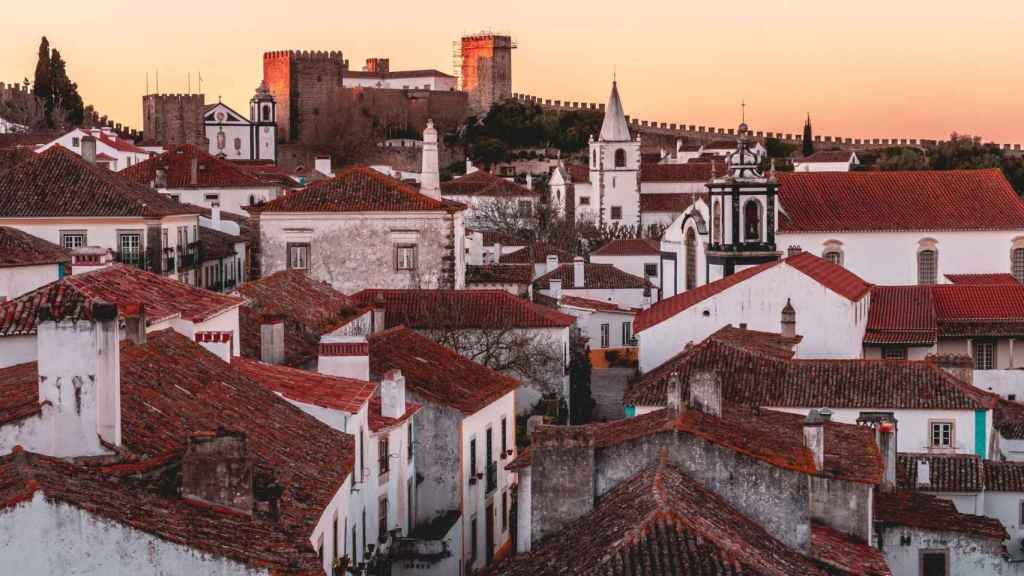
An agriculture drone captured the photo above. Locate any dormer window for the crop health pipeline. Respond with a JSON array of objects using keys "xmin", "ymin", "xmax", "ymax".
[{"xmin": 743, "ymin": 199, "xmax": 762, "ymax": 242}]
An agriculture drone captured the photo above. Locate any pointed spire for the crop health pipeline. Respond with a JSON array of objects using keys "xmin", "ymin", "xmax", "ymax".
[{"xmin": 599, "ymin": 81, "xmax": 631, "ymax": 142}]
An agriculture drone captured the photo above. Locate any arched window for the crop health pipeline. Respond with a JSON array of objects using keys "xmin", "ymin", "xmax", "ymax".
[
  {"xmin": 614, "ymin": 148, "xmax": 627, "ymax": 168},
  {"xmin": 823, "ymin": 250, "xmax": 843, "ymax": 266},
  {"xmin": 918, "ymin": 249, "xmax": 937, "ymax": 285},
  {"xmin": 1014, "ymin": 248, "xmax": 1024, "ymax": 283},
  {"xmin": 743, "ymin": 199, "xmax": 761, "ymax": 242},
  {"xmin": 685, "ymin": 227, "xmax": 697, "ymax": 290},
  {"xmin": 262, "ymin": 105, "xmax": 271, "ymax": 122},
  {"xmin": 712, "ymin": 201, "xmax": 722, "ymax": 243}
]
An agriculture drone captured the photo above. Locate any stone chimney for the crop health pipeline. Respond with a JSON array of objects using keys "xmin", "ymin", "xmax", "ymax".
[
  {"xmin": 916, "ymin": 458, "xmax": 931, "ymax": 488},
  {"xmin": 70, "ymin": 247, "xmax": 113, "ymax": 275},
  {"xmin": 190, "ymin": 156, "xmax": 199, "ymax": 186},
  {"xmin": 573, "ymin": 256, "xmax": 585, "ymax": 288},
  {"xmin": 666, "ymin": 371, "xmax": 683, "ymax": 414},
  {"xmin": 420, "ymin": 119, "xmax": 441, "ymax": 200},
  {"xmin": 81, "ymin": 135, "xmax": 97, "ymax": 165},
  {"xmin": 314, "ymin": 155, "xmax": 332, "ymax": 177},
  {"xmin": 36, "ymin": 301, "xmax": 121, "ymax": 458},
  {"xmin": 530, "ymin": 425, "xmax": 595, "ymax": 545},
  {"xmin": 878, "ymin": 419, "xmax": 898, "ymax": 492},
  {"xmin": 372, "ymin": 293, "xmax": 387, "ymax": 334},
  {"xmin": 318, "ymin": 335, "xmax": 370, "ymax": 381},
  {"xmin": 546, "ymin": 254, "xmax": 559, "ymax": 274},
  {"xmin": 688, "ymin": 371, "xmax": 721, "ymax": 417},
  {"xmin": 380, "ymin": 369, "xmax": 406, "ymax": 419},
  {"xmin": 211, "ymin": 202, "xmax": 222, "ymax": 231},
  {"xmin": 182, "ymin": 429, "xmax": 253, "ymax": 515},
  {"xmin": 803, "ymin": 408, "xmax": 831, "ymax": 472},
  {"xmin": 259, "ymin": 314, "xmax": 285, "ymax": 364},
  {"xmin": 122, "ymin": 302, "xmax": 146, "ymax": 345},
  {"xmin": 195, "ymin": 331, "xmax": 233, "ymax": 363},
  {"xmin": 526, "ymin": 173, "xmax": 533, "ymax": 190},
  {"xmin": 926, "ymin": 354, "xmax": 974, "ymax": 386},
  {"xmin": 466, "ymin": 158, "xmax": 478, "ymax": 175},
  {"xmin": 155, "ymin": 167, "xmax": 168, "ymax": 189},
  {"xmin": 781, "ymin": 298, "xmax": 796, "ymax": 339},
  {"xmin": 787, "ymin": 245, "xmax": 803, "ymax": 258}
]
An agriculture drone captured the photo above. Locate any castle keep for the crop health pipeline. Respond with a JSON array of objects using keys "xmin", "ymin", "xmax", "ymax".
[
  {"xmin": 142, "ymin": 93, "xmax": 207, "ymax": 147},
  {"xmin": 263, "ymin": 50, "xmax": 347, "ymax": 144},
  {"xmin": 460, "ymin": 33, "xmax": 514, "ymax": 115}
]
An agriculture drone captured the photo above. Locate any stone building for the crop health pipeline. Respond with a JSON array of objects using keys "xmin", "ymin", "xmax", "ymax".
[
  {"xmin": 142, "ymin": 93, "xmax": 207, "ymax": 148},
  {"xmin": 461, "ymin": 33, "xmax": 514, "ymax": 115},
  {"xmin": 263, "ymin": 50, "xmax": 347, "ymax": 144}
]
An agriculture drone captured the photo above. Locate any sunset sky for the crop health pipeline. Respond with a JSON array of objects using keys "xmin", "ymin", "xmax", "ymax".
[{"xmin": 3, "ymin": 0, "xmax": 1023, "ymax": 143}]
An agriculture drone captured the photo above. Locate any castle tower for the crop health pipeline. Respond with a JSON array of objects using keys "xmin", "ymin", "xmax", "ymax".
[
  {"xmin": 142, "ymin": 93, "xmax": 207, "ymax": 147},
  {"xmin": 249, "ymin": 81, "xmax": 277, "ymax": 161},
  {"xmin": 705, "ymin": 121, "xmax": 781, "ymax": 277},
  {"xmin": 460, "ymin": 34, "xmax": 514, "ymax": 115},
  {"xmin": 589, "ymin": 81, "xmax": 641, "ymax": 228},
  {"xmin": 263, "ymin": 50, "xmax": 346, "ymax": 144}
]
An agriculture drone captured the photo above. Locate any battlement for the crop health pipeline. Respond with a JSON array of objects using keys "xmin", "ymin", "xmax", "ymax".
[
  {"xmin": 143, "ymin": 93, "xmax": 206, "ymax": 102},
  {"xmin": 263, "ymin": 50, "xmax": 346, "ymax": 63},
  {"xmin": 0, "ymin": 81, "xmax": 30, "ymax": 95},
  {"xmin": 512, "ymin": 92, "xmax": 1024, "ymax": 154}
]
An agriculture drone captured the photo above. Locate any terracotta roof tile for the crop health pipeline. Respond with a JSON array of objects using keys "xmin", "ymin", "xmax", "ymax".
[
  {"xmin": 864, "ymin": 286, "xmax": 937, "ymax": 346},
  {"xmin": 624, "ymin": 337, "xmax": 996, "ymax": 412},
  {"xmin": 494, "ymin": 456, "xmax": 829, "ymax": 576},
  {"xmin": 874, "ymin": 490, "xmax": 1008, "ymax": 540},
  {"xmin": 591, "ymin": 238, "xmax": 660, "ymax": 256},
  {"xmin": 80, "ymin": 128, "xmax": 150, "ymax": 154},
  {"xmin": 983, "ymin": 461, "xmax": 1024, "ymax": 492},
  {"xmin": 0, "ymin": 226, "xmax": 69, "ymax": 268},
  {"xmin": 565, "ymin": 164, "xmax": 589, "ymax": 183},
  {"xmin": 0, "ymin": 362, "xmax": 41, "ymax": 425},
  {"xmin": 351, "ymin": 289, "xmax": 574, "ymax": 329},
  {"xmin": 533, "ymin": 262, "xmax": 654, "ymax": 291},
  {"xmin": 258, "ymin": 166, "xmax": 463, "ymax": 213},
  {"xmin": 465, "ymin": 264, "xmax": 534, "ymax": 285},
  {"xmin": 440, "ymin": 171, "xmax": 537, "ymax": 198},
  {"xmin": 797, "ymin": 150, "xmax": 856, "ymax": 163},
  {"xmin": 234, "ymin": 270, "xmax": 360, "ymax": 367},
  {"xmin": 946, "ymin": 273, "xmax": 1020, "ymax": 285},
  {"xmin": 498, "ymin": 242, "xmax": 575, "ymax": 264},
  {"xmin": 866, "ymin": 284, "xmax": 1024, "ymax": 342},
  {"xmin": 232, "ymin": 356, "xmax": 377, "ymax": 414},
  {"xmin": 0, "ymin": 264, "xmax": 242, "ymax": 336},
  {"xmin": 199, "ymin": 226, "xmax": 240, "ymax": 262},
  {"xmin": 896, "ymin": 453, "xmax": 985, "ymax": 493},
  {"xmin": 0, "ymin": 147, "xmax": 200, "ymax": 218},
  {"xmin": 121, "ymin": 144, "xmax": 266, "ymax": 188},
  {"xmin": 639, "ymin": 162, "xmax": 722, "ymax": 183},
  {"xmin": 810, "ymin": 522, "xmax": 891, "ymax": 576},
  {"xmin": 777, "ymin": 169, "xmax": 1024, "ymax": 232},
  {"xmin": 367, "ymin": 326, "xmax": 518, "ymax": 415},
  {"xmin": 559, "ymin": 294, "xmax": 638, "ymax": 314},
  {"xmin": 639, "ymin": 192, "xmax": 706, "ymax": 213},
  {"xmin": 707, "ymin": 325, "xmax": 800, "ymax": 359}
]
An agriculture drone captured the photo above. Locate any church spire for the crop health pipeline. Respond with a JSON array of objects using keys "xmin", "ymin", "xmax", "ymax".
[
  {"xmin": 599, "ymin": 80, "xmax": 631, "ymax": 142},
  {"xmin": 802, "ymin": 113, "xmax": 814, "ymax": 157}
]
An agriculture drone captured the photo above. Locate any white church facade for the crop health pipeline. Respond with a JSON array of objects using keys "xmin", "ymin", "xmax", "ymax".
[{"xmin": 203, "ymin": 81, "xmax": 277, "ymax": 162}]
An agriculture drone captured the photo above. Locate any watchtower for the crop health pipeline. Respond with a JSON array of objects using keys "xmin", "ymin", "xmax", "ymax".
[
  {"xmin": 142, "ymin": 93, "xmax": 207, "ymax": 147},
  {"xmin": 262, "ymin": 50, "xmax": 347, "ymax": 144},
  {"xmin": 460, "ymin": 34, "xmax": 514, "ymax": 115}
]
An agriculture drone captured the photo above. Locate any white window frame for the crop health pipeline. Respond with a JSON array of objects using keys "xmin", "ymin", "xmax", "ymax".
[{"xmin": 929, "ymin": 420, "xmax": 955, "ymax": 450}]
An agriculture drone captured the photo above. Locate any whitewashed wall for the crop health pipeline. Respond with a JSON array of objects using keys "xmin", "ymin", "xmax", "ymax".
[
  {"xmin": 590, "ymin": 253, "xmax": 660, "ymax": 289},
  {"xmin": 0, "ymin": 263, "xmax": 60, "ymax": 302},
  {"xmin": 159, "ymin": 186, "xmax": 278, "ymax": 217}
]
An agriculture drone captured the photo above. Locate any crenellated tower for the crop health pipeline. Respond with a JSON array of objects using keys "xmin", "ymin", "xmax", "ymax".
[{"xmin": 262, "ymin": 50, "xmax": 347, "ymax": 144}]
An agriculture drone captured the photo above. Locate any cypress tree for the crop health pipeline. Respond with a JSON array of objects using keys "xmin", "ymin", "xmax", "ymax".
[{"xmin": 802, "ymin": 114, "xmax": 814, "ymax": 157}]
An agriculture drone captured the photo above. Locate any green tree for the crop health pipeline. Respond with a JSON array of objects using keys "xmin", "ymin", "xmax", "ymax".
[
  {"xmin": 33, "ymin": 37, "xmax": 51, "ymax": 101},
  {"xmin": 31, "ymin": 38, "xmax": 84, "ymax": 128}
]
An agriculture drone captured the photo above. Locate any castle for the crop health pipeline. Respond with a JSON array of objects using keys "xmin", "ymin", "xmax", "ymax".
[
  {"xmin": 460, "ymin": 33, "xmax": 514, "ymax": 115},
  {"xmin": 142, "ymin": 93, "xmax": 207, "ymax": 147}
]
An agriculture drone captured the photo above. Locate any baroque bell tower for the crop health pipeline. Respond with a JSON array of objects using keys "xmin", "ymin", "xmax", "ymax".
[{"xmin": 250, "ymin": 81, "xmax": 277, "ymax": 162}]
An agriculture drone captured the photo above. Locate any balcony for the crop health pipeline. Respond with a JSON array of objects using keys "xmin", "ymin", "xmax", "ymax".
[
  {"xmin": 485, "ymin": 461, "xmax": 497, "ymax": 494},
  {"xmin": 114, "ymin": 251, "xmax": 146, "ymax": 269}
]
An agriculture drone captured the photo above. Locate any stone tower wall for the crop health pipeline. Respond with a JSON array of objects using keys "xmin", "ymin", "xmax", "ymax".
[
  {"xmin": 461, "ymin": 34, "xmax": 513, "ymax": 115},
  {"xmin": 142, "ymin": 94, "xmax": 207, "ymax": 147},
  {"xmin": 263, "ymin": 50, "xmax": 346, "ymax": 144}
]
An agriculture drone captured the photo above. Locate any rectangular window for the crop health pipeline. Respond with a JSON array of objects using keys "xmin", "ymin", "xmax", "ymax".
[
  {"xmin": 407, "ymin": 421, "xmax": 414, "ymax": 462},
  {"xmin": 204, "ymin": 193, "xmax": 220, "ymax": 202},
  {"xmin": 1019, "ymin": 500, "xmax": 1024, "ymax": 526},
  {"xmin": 395, "ymin": 244, "xmax": 417, "ymax": 271},
  {"xmin": 501, "ymin": 491, "xmax": 508, "ymax": 532},
  {"xmin": 501, "ymin": 417, "xmax": 508, "ymax": 455},
  {"xmin": 600, "ymin": 323, "xmax": 610, "ymax": 348},
  {"xmin": 379, "ymin": 436, "xmax": 390, "ymax": 475},
  {"xmin": 918, "ymin": 250, "xmax": 938, "ymax": 285},
  {"xmin": 71, "ymin": 136, "xmax": 80, "ymax": 147},
  {"xmin": 287, "ymin": 242, "xmax": 310, "ymax": 270},
  {"xmin": 470, "ymin": 516, "xmax": 478, "ymax": 562},
  {"xmin": 920, "ymin": 549, "xmax": 948, "ymax": 576},
  {"xmin": 470, "ymin": 437, "xmax": 478, "ymax": 475},
  {"xmin": 882, "ymin": 347, "xmax": 908, "ymax": 360},
  {"xmin": 973, "ymin": 340, "xmax": 996, "ymax": 370},
  {"xmin": 379, "ymin": 497, "xmax": 389, "ymax": 543},
  {"xmin": 644, "ymin": 263, "xmax": 658, "ymax": 278},
  {"xmin": 358, "ymin": 427, "xmax": 365, "ymax": 477},
  {"xmin": 118, "ymin": 232, "xmax": 142, "ymax": 264},
  {"xmin": 361, "ymin": 508, "xmax": 366, "ymax": 553},
  {"xmin": 517, "ymin": 200, "xmax": 532, "ymax": 217},
  {"xmin": 610, "ymin": 206, "xmax": 622, "ymax": 220},
  {"xmin": 60, "ymin": 230, "xmax": 87, "ymax": 249},
  {"xmin": 622, "ymin": 321, "xmax": 634, "ymax": 346},
  {"xmin": 579, "ymin": 196, "xmax": 590, "ymax": 206},
  {"xmin": 930, "ymin": 421, "xmax": 954, "ymax": 449}
]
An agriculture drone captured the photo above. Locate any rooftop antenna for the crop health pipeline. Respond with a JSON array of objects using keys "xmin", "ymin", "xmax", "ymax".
[{"xmin": 198, "ymin": 71, "xmax": 203, "ymax": 94}]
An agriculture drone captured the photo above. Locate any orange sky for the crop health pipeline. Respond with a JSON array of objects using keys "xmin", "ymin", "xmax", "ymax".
[{"xmin": 3, "ymin": 0, "xmax": 1023, "ymax": 143}]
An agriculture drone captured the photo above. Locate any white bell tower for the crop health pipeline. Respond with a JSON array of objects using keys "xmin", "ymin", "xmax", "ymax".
[
  {"xmin": 250, "ymin": 81, "xmax": 277, "ymax": 162},
  {"xmin": 589, "ymin": 80, "xmax": 641, "ymax": 229}
]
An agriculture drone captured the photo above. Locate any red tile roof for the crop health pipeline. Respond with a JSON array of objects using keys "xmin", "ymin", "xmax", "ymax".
[
  {"xmin": 946, "ymin": 273, "xmax": 1020, "ymax": 285},
  {"xmin": 81, "ymin": 128, "xmax": 150, "ymax": 154},
  {"xmin": 707, "ymin": 325, "xmax": 800, "ymax": 359},
  {"xmin": 810, "ymin": 522, "xmax": 891, "ymax": 576},
  {"xmin": 121, "ymin": 144, "xmax": 267, "ymax": 189},
  {"xmin": 874, "ymin": 490, "xmax": 1008, "ymax": 540},
  {"xmin": 624, "ymin": 337, "xmax": 996, "ymax": 412},
  {"xmin": 995, "ymin": 399, "xmax": 1024, "ymax": 440},
  {"xmin": 866, "ymin": 283, "xmax": 1024, "ymax": 343},
  {"xmin": 440, "ymin": 170, "xmax": 537, "ymax": 198},
  {"xmin": 638, "ymin": 192, "xmax": 705, "ymax": 213},
  {"xmin": 796, "ymin": 150, "xmax": 856, "ymax": 163},
  {"xmin": 367, "ymin": 326, "xmax": 519, "ymax": 415},
  {"xmin": 0, "ymin": 146, "xmax": 200, "ymax": 218},
  {"xmin": 983, "ymin": 461, "xmax": 1024, "ymax": 492},
  {"xmin": 864, "ymin": 286, "xmax": 937, "ymax": 346},
  {"xmin": 897, "ymin": 453, "xmax": 984, "ymax": 493},
  {"xmin": 0, "ymin": 226, "xmax": 69, "ymax": 268},
  {"xmin": 591, "ymin": 238, "xmax": 660, "ymax": 256},
  {"xmin": 639, "ymin": 162, "xmax": 721, "ymax": 183},
  {"xmin": 232, "ymin": 356, "xmax": 377, "ymax": 414},
  {"xmin": 777, "ymin": 169, "xmax": 1024, "ymax": 232},
  {"xmin": 494, "ymin": 456, "xmax": 830, "ymax": 576},
  {"xmin": 351, "ymin": 289, "xmax": 575, "ymax": 329},
  {"xmin": 559, "ymin": 294, "xmax": 638, "ymax": 314},
  {"xmin": 498, "ymin": 242, "xmax": 575, "ymax": 264},
  {"xmin": 533, "ymin": 262, "xmax": 654, "ymax": 291},
  {"xmin": 635, "ymin": 252, "xmax": 869, "ymax": 333},
  {"xmin": 258, "ymin": 166, "xmax": 463, "ymax": 213},
  {"xmin": 367, "ymin": 394, "xmax": 421, "ymax": 433},
  {"xmin": 234, "ymin": 270, "xmax": 361, "ymax": 367},
  {"xmin": 565, "ymin": 164, "xmax": 589, "ymax": 183},
  {"xmin": 465, "ymin": 264, "xmax": 534, "ymax": 285},
  {"xmin": 0, "ymin": 264, "xmax": 242, "ymax": 336},
  {"xmin": 0, "ymin": 362, "xmax": 41, "ymax": 425}
]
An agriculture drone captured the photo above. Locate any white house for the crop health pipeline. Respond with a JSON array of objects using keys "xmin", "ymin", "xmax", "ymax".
[
  {"xmin": 122, "ymin": 144, "xmax": 281, "ymax": 216},
  {"xmin": 0, "ymin": 145, "xmax": 204, "ymax": 284},
  {"xmin": 0, "ymin": 226, "xmax": 69, "ymax": 301},
  {"xmin": 793, "ymin": 150, "xmax": 860, "ymax": 172},
  {"xmin": 589, "ymin": 238, "xmax": 662, "ymax": 289},
  {"xmin": 533, "ymin": 257, "xmax": 656, "ymax": 313},
  {"xmin": 35, "ymin": 127, "xmax": 153, "ymax": 171},
  {"xmin": 202, "ymin": 81, "xmax": 277, "ymax": 162},
  {"xmin": 440, "ymin": 169, "xmax": 539, "ymax": 229},
  {"xmin": 634, "ymin": 250, "xmax": 871, "ymax": 372},
  {"xmin": 343, "ymin": 58, "xmax": 457, "ymax": 91},
  {"xmin": 557, "ymin": 294, "xmax": 639, "ymax": 350}
]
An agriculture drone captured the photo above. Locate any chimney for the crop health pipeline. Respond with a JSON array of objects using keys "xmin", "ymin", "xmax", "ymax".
[
  {"xmin": 803, "ymin": 408, "xmax": 830, "ymax": 472},
  {"xmin": 36, "ymin": 301, "xmax": 121, "ymax": 457},
  {"xmin": 688, "ymin": 371, "xmax": 721, "ymax": 416},
  {"xmin": 878, "ymin": 419, "xmax": 898, "ymax": 492},
  {"xmin": 155, "ymin": 167, "xmax": 168, "ymax": 189},
  {"xmin": 549, "ymin": 279, "xmax": 562, "ymax": 300},
  {"xmin": 81, "ymin": 135, "xmax": 97, "ymax": 165},
  {"xmin": 926, "ymin": 354, "xmax": 973, "ymax": 386},
  {"xmin": 494, "ymin": 242, "xmax": 503, "ymax": 263},
  {"xmin": 573, "ymin": 256, "xmax": 585, "ymax": 288},
  {"xmin": 380, "ymin": 369, "xmax": 406, "ymax": 419},
  {"xmin": 122, "ymin": 302, "xmax": 146, "ymax": 345},
  {"xmin": 526, "ymin": 173, "xmax": 533, "ymax": 190},
  {"xmin": 665, "ymin": 371, "xmax": 683, "ymax": 414},
  {"xmin": 916, "ymin": 459, "xmax": 931, "ymax": 488},
  {"xmin": 787, "ymin": 245, "xmax": 803, "ymax": 258},
  {"xmin": 466, "ymin": 158, "xmax": 478, "ymax": 175},
  {"xmin": 318, "ymin": 335, "xmax": 370, "ymax": 380},
  {"xmin": 211, "ymin": 202, "xmax": 222, "ymax": 231},
  {"xmin": 195, "ymin": 331, "xmax": 233, "ymax": 363},
  {"xmin": 182, "ymin": 429, "xmax": 253, "ymax": 515},
  {"xmin": 371, "ymin": 293, "xmax": 387, "ymax": 334},
  {"xmin": 314, "ymin": 155, "xmax": 332, "ymax": 177},
  {"xmin": 545, "ymin": 254, "xmax": 559, "ymax": 274},
  {"xmin": 190, "ymin": 156, "xmax": 199, "ymax": 186},
  {"xmin": 781, "ymin": 298, "xmax": 796, "ymax": 339},
  {"xmin": 530, "ymin": 425, "xmax": 595, "ymax": 543},
  {"xmin": 259, "ymin": 314, "xmax": 285, "ymax": 364},
  {"xmin": 419, "ymin": 119, "xmax": 441, "ymax": 200}
]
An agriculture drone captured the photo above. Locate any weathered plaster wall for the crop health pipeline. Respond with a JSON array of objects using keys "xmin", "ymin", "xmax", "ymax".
[
  {"xmin": 879, "ymin": 526, "xmax": 1009, "ymax": 576},
  {"xmin": 808, "ymin": 476, "xmax": 873, "ymax": 542},
  {"xmin": 407, "ymin": 401, "xmax": 462, "ymax": 525}
]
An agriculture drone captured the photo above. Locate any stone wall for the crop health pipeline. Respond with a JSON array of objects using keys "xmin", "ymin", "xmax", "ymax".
[
  {"xmin": 142, "ymin": 94, "xmax": 207, "ymax": 147},
  {"xmin": 406, "ymin": 402, "xmax": 463, "ymax": 527},
  {"xmin": 530, "ymin": 425, "xmax": 595, "ymax": 543},
  {"xmin": 461, "ymin": 35, "xmax": 513, "ymax": 115},
  {"xmin": 808, "ymin": 476, "xmax": 872, "ymax": 541},
  {"xmin": 879, "ymin": 526, "xmax": 1009, "ymax": 576},
  {"xmin": 263, "ymin": 50, "xmax": 347, "ymax": 144}
]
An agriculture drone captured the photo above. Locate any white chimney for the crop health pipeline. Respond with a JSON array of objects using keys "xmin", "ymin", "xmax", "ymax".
[
  {"xmin": 318, "ymin": 334, "xmax": 370, "ymax": 381},
  {"xmin": 549, "ymin": 279, "xmax": 562, "ymax": 300},
  {"xmin": 315, "ymin": 155, "xmax": 332, "ymax": 177},
  {"xmin": 196, "ymin": 331, "xmax": 233, "ymax": 363},
  {"xmin": 35, "ymin": 301, "xmax": 120, "ymax": 457},
  {"xmin": 525, "ymin": 173, "xmax": 533, "ymax": 190},
  {"xmin": 917, "ymin": 459, "xmax": 931, "ymax": 488},
  {"xmin": 420, "ymin": 119, "xmax": 441, "ymax": 200},
  {"xmin": 211, "ymin": 202, "xmax": 222, "ymax": 231},
  {"xmin": 81, "ymin": 135, "xmax": 97, "ymax": 166},
  {"xmin": 803, "ymin": 408, "xmax": 831, "ymax": 472},
  {"xmin": 380, "ymin": 369, "xmax": 406, "ymax": 419},
  {"xmin": 466, "ymin": 158, "xmax": 478, "ymax": 175},
  {"xmin": 467, "ymin": 231, "xmax": 483, "ymax": 265},
  {"xmin": 573, "ymin": 256, "xmax": 585, "ymax": 288},
  {"xmin": 546, "ymin": 254, "xmax": 559, "ymax": 274},
  {"xmin": 781, "ymin": 298, "xmax": 796, "ymax": 339},
  {"xmin": 190, "ymin": 156, "xmax": 199, "ymax": 186},
  {"xmin": 494, "ymin": 242, "xmax": 503, "ymax": 264}
]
